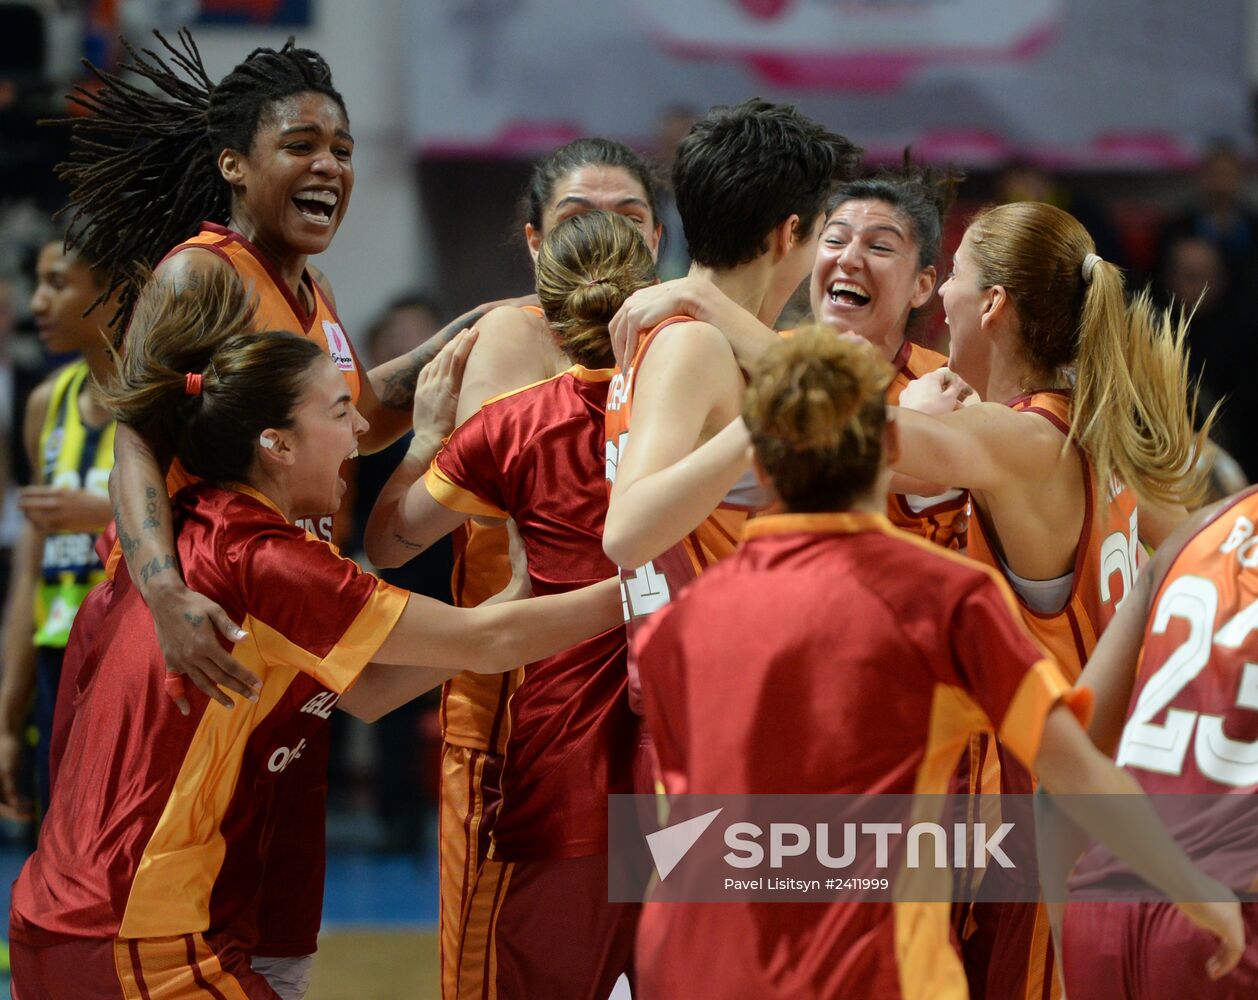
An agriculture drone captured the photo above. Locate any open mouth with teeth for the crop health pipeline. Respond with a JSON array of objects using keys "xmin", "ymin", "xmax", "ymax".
[
  {"xmin": 829, "ymin": 281, "xmax": 871, "ymax": 308},
  {"xmin": 293, "ymin": 189, "xmax": 338, "ymax": 225}
]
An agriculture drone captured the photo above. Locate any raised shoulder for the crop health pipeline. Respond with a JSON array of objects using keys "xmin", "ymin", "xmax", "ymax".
[
  {"xmin": 153, "ymin": 245, "xmax": 234, "ymax": 292},
  {"xmin": 640, "ymin": 317, "xmax": 738, "ymax": 372},
  {"xmin": 456, "ymin": 304, "xmax": 562, "ymax": 425}
]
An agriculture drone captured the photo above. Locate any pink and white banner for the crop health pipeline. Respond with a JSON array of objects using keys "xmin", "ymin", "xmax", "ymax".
[{"xmin": 408, "ymin": 0, "xmax": 1246, "ymax": 168}]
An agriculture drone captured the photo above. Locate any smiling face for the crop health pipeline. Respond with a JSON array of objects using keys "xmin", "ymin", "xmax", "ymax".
[
  {"xmin": 527, "ymin": 164, "xmax": 661, "ymax": 261},
  {"xmin": 222, "ymin": 91, "xmax": 354, "ymax": 262},
  {"xmin": 809, "ymin": 198, "xmax": 935, "ymax": 358},
  {"xmin": 29, "ymin": 243, "xmax": 109, "ymax": 354},
  {"xmin": 277, "ymin": 355, "xmax": 368, "ymax": 519}
]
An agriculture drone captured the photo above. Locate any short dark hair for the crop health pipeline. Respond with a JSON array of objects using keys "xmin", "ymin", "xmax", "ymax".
[
  {"xmin": 522, "ymin": 137, "xmax": 666, "ymax": 233},
  {"xmin": 830, "ymin": 154, "xmax": 963, "ymax": 270},
  {"xmin": 673, "ymin": 99, "xmax": 862, "ymax": 269}
]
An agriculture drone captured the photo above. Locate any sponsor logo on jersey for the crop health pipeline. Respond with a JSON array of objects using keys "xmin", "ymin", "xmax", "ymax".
[
  {"xmin": 301, "ymin": 690, "xmax": 340, "ymax": 719},
  {"xmin": 323, "ymin": 320, "xmax": 356, "ymax": 373}
]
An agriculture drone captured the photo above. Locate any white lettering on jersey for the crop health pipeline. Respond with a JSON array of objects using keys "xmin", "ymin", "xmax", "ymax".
[
  {"xmin": 1220, "ymin": 515, "xmax": 1258, "ymax": 569},
  {"xmin": 323, "ymin": 320, "xmax": 356, "ymax": 373},
  {"xmin": 301, "ymin": 690, "xmax": 340, "ymax": 719},
  {"xmin": 607, "ymin": 367, "xmax": 634, "ymax": 412},
  {"xmin": 295, "ymin": 515, "xmax": 335, "ymax": 542},
  {"xmin": 268, "ymin": 737, "xmax": 308, "ymax": 774}
]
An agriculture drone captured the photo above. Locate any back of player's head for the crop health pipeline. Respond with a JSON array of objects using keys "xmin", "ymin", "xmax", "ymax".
[
  {"xmin": 524, "ymin": 137, "xmax": 666, "ymax": 232},
  {"xmin": 535, "ymin": 211, "xmax": 656, "ymax": 369},
  {"xmin": 673, "ymin": 99, "xmax": 862, "ymax": 269},
  {"xmin": 106, "ymin": 267, "xmax": 323, "ymax": 484},
  {"xmin": 743, "ymin": 327, "xmax": 891, "ymax": 512},
  {"xmin": 831, "ymin": 154, "xmax": 963, "ymax": 270}
]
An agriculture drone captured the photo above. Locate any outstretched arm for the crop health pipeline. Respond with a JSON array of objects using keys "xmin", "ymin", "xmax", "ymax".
[{"xmin": 1035, "ymin": 704, "xmax": 1244, "ymax": 981}]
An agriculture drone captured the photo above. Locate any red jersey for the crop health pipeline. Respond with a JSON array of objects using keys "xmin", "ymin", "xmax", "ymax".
[
  {"xmin": 1074, "ymin": 486, "xmax": 1258, "ymax": 893},
  {"xmin": 12, "ymin": 483, "xmax": 407, "ymax": 941},
  {"xmin": 885, "ymin": 339, "xmax": 969, "ymax": 550},
  {"xmin": 969, "ymin": 390, "xmax": 1139, "ymax": 682},
  {"xmin": 426, "ymin": 366, "xmax": 636, "ymax": 860},
  {"xmin": 634, "ymin": 511, "xmax": 1087, "ymax": 999},
  {"xmin": 605, "ymin": 318, "xmax": 762, "ymax": 713}
]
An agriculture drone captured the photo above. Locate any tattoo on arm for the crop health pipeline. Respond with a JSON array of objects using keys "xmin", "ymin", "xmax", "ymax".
[
  {"xmin": 142, "ymin": 485, "xmax": 161, "ymax": 531},
  {"xmin": 139, "ymin": 554, "xmax": 177, "ymax": 584},
  {"xmin": 115, "ymin": 502, "xmax": 140, "ymax": 560},
  {"xmin": 183, "ymin": 612, "xmax": 205, "ymax": 627},
  {"xmin": 392, "ymin": 533, "xmax": 428, "ymax": 553},
  {"xmin": 378, "ymin": 305, "xmax": 492, "ymax": 411}
]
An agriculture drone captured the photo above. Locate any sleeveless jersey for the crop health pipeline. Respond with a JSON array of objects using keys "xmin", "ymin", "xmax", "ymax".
[
  {"xmin": 605, "ymin": 317, "xmax": 761, "ymax": 713},
  {"xmin": 439, "ymin": 304, "xmax": 546, "ymax": 753},
  {"xmin": 163, "ymin": 223, "xmax": 363, "ymax": 544},
  {"xmin": 34, "ymin": 362, "xmax": 115, "ymax": 648},
  {"xmin": 885, "ymin": 339, "xmax": 969, "ymax": 550},
  {"xmin": 968, "ymin": 390, "xmax": 1139, "ymax": 681},
  {"xmin": 1073, "ymin": 486, "xmax": 1258, "ymax": 893}
]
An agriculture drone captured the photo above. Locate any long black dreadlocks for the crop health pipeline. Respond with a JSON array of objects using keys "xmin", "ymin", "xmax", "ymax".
[{"xmin": 55, "ymin": 29, "xmax": 346, "ymax": 334}]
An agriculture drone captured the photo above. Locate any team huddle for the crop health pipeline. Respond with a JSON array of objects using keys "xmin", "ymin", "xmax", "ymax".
[{"xmin": 3, "ymin": 27, "xmax": 1256, "ymax": 1000}]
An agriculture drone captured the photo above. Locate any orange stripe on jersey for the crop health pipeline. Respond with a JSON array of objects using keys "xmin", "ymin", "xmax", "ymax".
[
  {"xmin": 119, "ymin": 638, "xmax": 299, "ymax": 939},
  {"xmin": 121, "ymin": 934, "xmax": 253, "ymax": 1000},
  {"xmin": 967, "ymin": 389, "xmax": 1138, "ymax": 681},
  {"xmin": 426, "ymin": 464, "xmax": 509, "ymax": 520}
]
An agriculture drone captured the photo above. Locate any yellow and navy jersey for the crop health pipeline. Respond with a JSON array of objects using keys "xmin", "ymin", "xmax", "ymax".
[
  {"xmin": 12, "ymin": 482, "xmax": 408, "ymax": 940},
  {"xmin": 34, "ymin": 361, "xmax": 115, "ymax": 648}
]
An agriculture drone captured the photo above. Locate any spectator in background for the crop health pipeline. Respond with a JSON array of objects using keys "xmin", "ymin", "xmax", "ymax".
[
  {"xmin": 1156, "ymin": 140, "xmax": 1258, "ymax": 291},
  {"xmin": 654, "ymin": 104, "xmax": 698, "ymax": 279},
  {"xmin": 346, "ymin": 291, "xmax": 455, "ymax": 852},
  {"xmin": 1156, "ymin": 233, "xmax": 1257, "ymax": 481}
]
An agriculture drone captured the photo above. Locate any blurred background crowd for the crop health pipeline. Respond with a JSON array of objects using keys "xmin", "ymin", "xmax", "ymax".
[{"xmin": 2, "ymin": 0, "xmax": 1258, "ymax": 856}]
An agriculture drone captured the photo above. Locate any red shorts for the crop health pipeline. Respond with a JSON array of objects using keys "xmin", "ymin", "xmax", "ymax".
[
  {"xmin": 490, "ymin": 853, "xmax": 638, "ymax": 1000},
  {"xmin": 959, "ymin": 899, "xmax": 1058, "ymax": 1000},
  {"xmin": 10, "ymin": 921, "xmax": 280, "ymax": 1000},
  {"xmin": 1063, "ymin": 900, "xmax": 1258, "ymax": 1000}
]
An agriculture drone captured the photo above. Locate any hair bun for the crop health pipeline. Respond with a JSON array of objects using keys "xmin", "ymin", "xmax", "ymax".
[{"xmin": 565, "ymin": 277, "xmax": 624, "ymax": 327}]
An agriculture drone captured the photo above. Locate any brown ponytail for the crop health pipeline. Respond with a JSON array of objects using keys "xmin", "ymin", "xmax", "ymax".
[
  {"xmin": 105, "ymin": 267, "xmax": 325, "ymax": 484},
  {"xmin": 743, "ymin": 326, "xmax": 892, "ymax": 512},
  {"xmin": 535, "ymin": 211, "xmax": 656, "ymax": 369},
  {"xmin": 965, "ymin": 201, "xmax": 1212, "ymax": 506}
]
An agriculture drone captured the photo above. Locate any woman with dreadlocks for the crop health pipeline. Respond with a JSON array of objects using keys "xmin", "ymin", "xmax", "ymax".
[{"xmin": 55, "ymin": 31, "xmax": 518, "ymax": 999}]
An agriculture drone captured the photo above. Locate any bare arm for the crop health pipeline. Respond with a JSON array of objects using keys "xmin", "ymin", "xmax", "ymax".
[
  {"xmin": 889, "ymin": 403, "xmax": 1057, "ymax": 495},
  {"xmin": 603, "ymin": 322, "xmax": 746, "ymax": 568},
  {"xmin": 609, "ymin": 276, "xmax": 779, "ymax": 369},
  {"xmin": 1035, "ymin": 704, "xmax": 1244, "ymax": 981},
  {"xmin": 364, "ymin": 296, "xmax": 541, "ymax": 451},
  {"xmin": 340, "ymin": 576, "xmax": 621, "ymax": 723},
  {"xmin": 0, "ymin": 383, "xmax": 50, "ymax": 816}
]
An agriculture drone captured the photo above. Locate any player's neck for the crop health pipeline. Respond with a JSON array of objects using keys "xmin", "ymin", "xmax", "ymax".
[{"xmin": 690, "ymin": 261, "xmax": 782, "ymax": 327}]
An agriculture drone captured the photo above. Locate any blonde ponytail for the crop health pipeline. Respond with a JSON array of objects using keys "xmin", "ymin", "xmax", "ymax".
[{"xmin": 1073, "ymin": 268, "xmax": 1214, "ymax": 506}]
